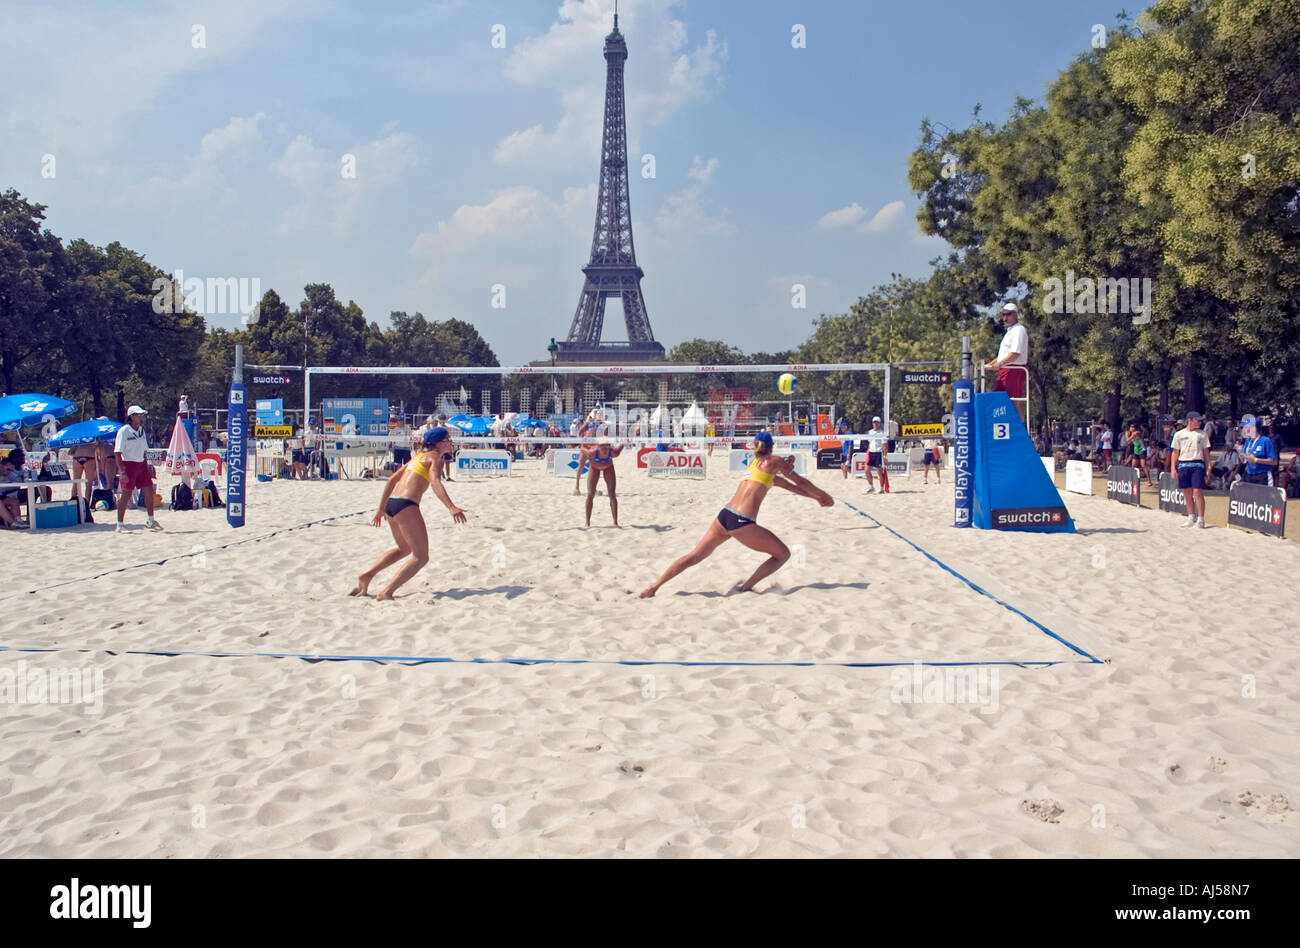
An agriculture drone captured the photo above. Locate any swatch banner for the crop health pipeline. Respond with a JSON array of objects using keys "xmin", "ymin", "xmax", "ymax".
[
  {"xmin": 1106, "ymin": 465, "xmax": 1141, "ymax": 505},
  {"xmin": 1227, "ymin": 481, "xmax": 1287, "ymax": 538},
  {"xmin": 1157, "ymin": 472, "xmax": 1187, "ymax": 516}
]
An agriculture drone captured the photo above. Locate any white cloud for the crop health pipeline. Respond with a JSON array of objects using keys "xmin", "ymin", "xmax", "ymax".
[
  {"xmin": 688, "ymin": 156, "xmax": 719, "ymax": 184},
  {"xmin": 655, "ymin": 156, "xmax": 731, "ymax": 241},
  {"xmin": 116, "ymin": 113, "xmax": 268, "ymax": 213},
  {"xmin": 494, "ymin": 0, "xmax": 727, "ymax": 168},
  {"xmin": 410, "ymin": 184, "xmax": 595, "ymax": 283},
  {"xmin": 861, "ymin": 200, "xmax": 905, "ymax": 233},
  {"xmin": 273, "ymin": 131, "xmax": 421, "ymax": 237},
  {"xmin": 817, "ymin": 200, "xmax": 906, "ymax": 234},
  {"xmin": 818, "ymin": 203, "xmax": 868, "ymax": 230}
]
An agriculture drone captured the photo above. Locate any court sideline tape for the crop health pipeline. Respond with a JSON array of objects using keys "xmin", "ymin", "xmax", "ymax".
[
  {"xmin": 0, "ymin": 509, "xmax": 370, "ymax": 603},
  {"xmin": 1, "ymin": 497, "xmax": 1100, "ymax": 670},
  {"xmin": 839, "ymin": 499, "xmax": 1102, "ymax": 664}
]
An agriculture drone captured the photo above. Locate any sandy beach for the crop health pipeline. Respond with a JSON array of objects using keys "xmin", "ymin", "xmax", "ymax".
[{"xmin": 2, "ymin": 454, "xmax": 1297, "ymax": 857}]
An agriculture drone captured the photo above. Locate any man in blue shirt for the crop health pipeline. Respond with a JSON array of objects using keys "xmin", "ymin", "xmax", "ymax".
[{"xmin": 1239, "ymin": 414, "xmax": 1279, "ymax": 486}]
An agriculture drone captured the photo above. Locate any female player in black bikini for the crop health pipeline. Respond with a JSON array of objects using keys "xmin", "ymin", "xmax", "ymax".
[
  {"xmin": 579, "ymin": 441, "xmax": 624, "ymax": 526},
  {"xmin": 640, "ymin": 432, "xmax": 833, "ymax": 598},
  {"xmin": 353, "ymin": 426, "xmax": 467, "ymax": 601}
]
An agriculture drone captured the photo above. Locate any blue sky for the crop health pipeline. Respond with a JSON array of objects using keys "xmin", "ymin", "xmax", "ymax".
[{"xmin": 1, "ymin": 0, "xmax": 1121, "ymax": 364}]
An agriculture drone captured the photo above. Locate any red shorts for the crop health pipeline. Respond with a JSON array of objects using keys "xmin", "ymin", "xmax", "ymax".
[
  {"xmin": 120, "ymin": 460, "xmax": 154, "ymax": 492},
  {"xmin": 994, "ymin": 367, "xmax": 1026, "ymax": 398}
]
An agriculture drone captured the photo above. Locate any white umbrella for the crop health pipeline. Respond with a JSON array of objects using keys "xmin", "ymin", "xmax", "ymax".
[{"xmin": 165, "ymin": 415, "xmax": 199, "ymax": 480}]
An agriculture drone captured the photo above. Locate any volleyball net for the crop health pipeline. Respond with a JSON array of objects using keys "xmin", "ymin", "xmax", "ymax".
[{"xmin": 298, "ymin": 362, "xmax": 903, "ymax": 450}]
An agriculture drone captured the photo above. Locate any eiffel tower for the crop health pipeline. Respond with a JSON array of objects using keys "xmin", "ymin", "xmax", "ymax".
[{"xmin": 556, "ymin": 3, "xmax": 665, "ymax": 362}]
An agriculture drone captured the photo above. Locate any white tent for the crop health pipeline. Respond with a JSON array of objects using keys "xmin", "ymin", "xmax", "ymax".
[{"xmin": 681, "ymin": 401, "xmax": 708, "ymax": 436}]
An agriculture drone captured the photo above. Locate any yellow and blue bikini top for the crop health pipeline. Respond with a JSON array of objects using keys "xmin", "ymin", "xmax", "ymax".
[
  {"xmin": 406, "ymin": 453, "xmax": 435, "ymax": 482},
  {"xmin": 743, "ymin": 458, "xmax": 776, "ymax": 487}
]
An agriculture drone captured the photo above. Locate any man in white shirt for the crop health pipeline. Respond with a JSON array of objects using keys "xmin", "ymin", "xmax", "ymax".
[
  {"xmin": 113, "ymin": 405, "xmax": 162, "ymax": 532},
  {"xmin": 1169, "ymin": 411, "xmax": 1212, "ymax": 528},
  {"xmin": 863, "ymin": 416, "xmax": 890, "ymax": 494},
  {"xmin": 985, "ymin": 302, "xmax": 1029, "ymax": 423}
]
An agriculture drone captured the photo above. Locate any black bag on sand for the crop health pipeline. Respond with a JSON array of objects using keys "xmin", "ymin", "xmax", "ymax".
[
  {"xmin": 170, "ymin": 482, "xmax": 194, "ymax": 511},
  {"xmin": 203, "ymin": 478, "xmax": 224, "ymax": 507}
]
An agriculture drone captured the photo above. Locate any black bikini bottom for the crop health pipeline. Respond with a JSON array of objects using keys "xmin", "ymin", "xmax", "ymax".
[
  {"xmin": 716, "ymin": 507, "xmax": 755, "ymax": 532},
  {"xmin": 385, "ymin": 496, "xmax": 419, "ymax": 517}
]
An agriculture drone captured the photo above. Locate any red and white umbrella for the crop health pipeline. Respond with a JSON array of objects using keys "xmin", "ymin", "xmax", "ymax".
[{"xmin": 164, "ymin": 416, "xmax": 199, "ymax": 476}]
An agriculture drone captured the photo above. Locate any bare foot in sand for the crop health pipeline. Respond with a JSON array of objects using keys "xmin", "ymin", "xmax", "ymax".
[
  {"xmin": 639, "ymin": 586, "xmax": 657, "ymax": 599},
  {"xmin": 350, "ymin": 576, "xmax": 372, "ymax": 597}
]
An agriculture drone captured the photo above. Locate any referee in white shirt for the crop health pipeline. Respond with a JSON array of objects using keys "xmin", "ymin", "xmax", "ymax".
[{"xmin": 985, "ymin": 302, "xmax": 1029, "ymax": 423}]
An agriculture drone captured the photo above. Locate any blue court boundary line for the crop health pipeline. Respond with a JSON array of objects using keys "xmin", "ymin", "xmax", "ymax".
[
  {"xmin": 840, "ymin": 500, "xmax": 1102, "ymax": 664},
  {"xmin": 0, "ymin": 499, "xmax": 1100, "ymax": 670},
  {"xmin": 0, "ymin": 509, "xmax": 371, "ymax": 603},
  {"xmin": 0, "ymin": 645, "xmax": 1090, "ymax": 669}
]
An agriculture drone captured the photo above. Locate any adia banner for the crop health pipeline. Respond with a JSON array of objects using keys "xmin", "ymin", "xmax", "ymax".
[
  {"xmin": 970, "ymin": 391, "xmax": 1074, "ymax": 532},
  {"xmin": 1106, "ymin": 465, "xmax": 1142, "ymax": 505},
  {"xmin": 1227, "ymin": 481, "xmax": 1287, "ymax": 538}
]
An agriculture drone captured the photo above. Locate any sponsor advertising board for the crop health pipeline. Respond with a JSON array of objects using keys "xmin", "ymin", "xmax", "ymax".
[
  {"xmin": 1106, "ymin": 464, "xmax": 1141, "ymax": 505},
  {"xmin": 1065, "ymin": 460, "xmax": 1093, "ymax": 495},
  {"xmin": 646, "ymin": 452, "xmax": 707, "ymax": 479},
  {"xmin": 729, "ymin": 450, "xmax": 807, "ymax": 475},
  {"xmin": 254, "ymin": 425, "xmax": 293, "ymax": 438},
  {"xmin": 901, "ymin": 371, "xmax": 952, "ymax": 385},
  {"xmin": 902, "ymin": 423, "xmax": 945, "ymax": 437},
  {"xmin": 1227, "ymin": 482, "xmax": 1287, "ymax": 538},
  {"xmin": 990, "ymin": 506, "xmax": 1070, "ymax": 529},
  {"xmin": 952, "ymin": 381, "xmax": 972, "ymax": 526},
  {"xmin": 455, "ymin": 449, "xmax": 512, "ymax": 475},
  {"xmin": 1156, "ymin": 472, "xmax": 1186, "ymax": 515}
]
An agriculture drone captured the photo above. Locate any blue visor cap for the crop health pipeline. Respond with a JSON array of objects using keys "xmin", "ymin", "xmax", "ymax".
[
  {"xmin": 423, "ymin": 426, "xmax": 451, "ymax": 446},
  {"xmin": 753, "ymin": 432, "xmax": 774, "ymax": 451},
  {"xmin": 1239, "ymin": 414, "xmax": 1260, "ymax": 429}
]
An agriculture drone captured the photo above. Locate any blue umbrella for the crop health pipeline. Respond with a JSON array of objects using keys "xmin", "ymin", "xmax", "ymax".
[
  {"xmin": 49, "ymin": 417, "xmax": 123, "ymax": 448},
  {"xmin": 0, "ymin": 393, "xmax": 78, "ymax": 433},
  {"xmin": 448, "ymin": 414, "xmax": 492, "ymax": 435}
]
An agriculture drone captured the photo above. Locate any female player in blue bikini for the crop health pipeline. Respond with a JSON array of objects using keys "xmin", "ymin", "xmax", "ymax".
[
  {"xmin": 579, "ymin": 440, "xmax": 624, "ymax": 526},
  {"xmin": 354, "ymin": 426, "xmax": 467, "ymax": 601},
  {"xmin": 640, "ymin": 432, "xmax": 833, "ymax": 598}
]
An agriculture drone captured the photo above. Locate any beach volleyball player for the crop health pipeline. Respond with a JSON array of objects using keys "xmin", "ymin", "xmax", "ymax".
[
  {"xmin": 579, "ymin": 441, "xmax": 624, "ymax": 526},
  {"xmin": 640, "ymin": 432, "xmax": 833, "ymax": 598},
  {"xmin": 353, "ymin": 426, "xmax": 467, "ymax": 601}
]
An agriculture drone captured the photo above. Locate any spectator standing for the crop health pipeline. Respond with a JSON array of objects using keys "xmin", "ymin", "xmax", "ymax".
[
  {"xmin": 114, "ymin": 405, "xmax": 163, "ymax": 532},
  {"xmin": 1239, "ymin": 414, "xmax": 1279, "ymax": 486},
  {"xmin": 1092, "ymin": 421, "xmax": 1114, "ymax": 470},
  {"xmin": 863, "ymin": 417, "xmax": 890, "ymax": 494},
  {"xmin": 1169, "ymin": 411, "xmax": 1211, "ymax": 528},
  {"xmin": 985, "ymin": 302, "xmax": 1029, "ymax": 424}
]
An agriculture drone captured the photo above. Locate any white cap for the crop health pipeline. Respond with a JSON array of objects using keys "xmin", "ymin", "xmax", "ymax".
[
  {"xmin": 1002, "ymin": 302, "xmax": 1018, "ymax": 312},
  {"xmin": 872, "ymin": 416, "xmax": 882, "ymax": 423},
  {"xmin": 126, "ymin": 405, "xmax": 148, "ymax": 417}
]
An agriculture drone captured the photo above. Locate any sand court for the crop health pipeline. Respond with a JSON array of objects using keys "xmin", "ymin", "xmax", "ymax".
[{"xmin": 3, "ymin": 455, "xmax": 1298, "ymax": 857}]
